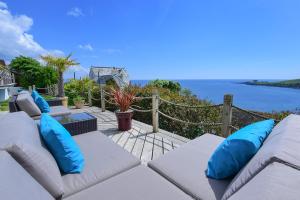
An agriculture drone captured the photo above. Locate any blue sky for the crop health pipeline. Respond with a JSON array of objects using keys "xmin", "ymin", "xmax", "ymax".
[{"xmin": 1, "ymin": 0, "xmax": 300, "ymax": 80}]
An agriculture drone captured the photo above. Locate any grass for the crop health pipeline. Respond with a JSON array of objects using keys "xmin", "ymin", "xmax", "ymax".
[
  {"xmin": 41, "ymin": 94, "xmax": 56, "ymax": 100},
  {"xmin": 0, "ymin": 99, "xmax": 9, "ymax": 111}
]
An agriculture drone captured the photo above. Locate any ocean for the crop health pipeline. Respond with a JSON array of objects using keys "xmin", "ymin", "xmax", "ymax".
[{"xmin": 131, "ymin": 79, "xmax": 300, "ymax": 112}]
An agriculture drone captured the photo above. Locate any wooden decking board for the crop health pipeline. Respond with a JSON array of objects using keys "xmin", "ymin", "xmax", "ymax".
[
  {"xmin": 71, "ymin": 106, "xmax": 190, "ymax": 164},
  {"xmin": 151, "ymin": 134, "xmax": 156, "ymax": 160},
  {"xmin": 162, "ymin": 137, "xmax": 165, "ymax": 154}
]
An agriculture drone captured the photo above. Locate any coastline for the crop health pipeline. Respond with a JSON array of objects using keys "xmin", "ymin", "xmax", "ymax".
[{"xmin": 242, "ymin": 80, "xmax": 300, "ymax": 90}]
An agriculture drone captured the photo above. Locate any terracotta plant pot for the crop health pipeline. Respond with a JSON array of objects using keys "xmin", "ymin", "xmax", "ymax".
[
  {"xmin": 74, "ymin": 100, "xmax": 85, "ymax": 109},
  {"xmin": 115, "ymin": 110, "xmax": 133, "ymax": 131}
]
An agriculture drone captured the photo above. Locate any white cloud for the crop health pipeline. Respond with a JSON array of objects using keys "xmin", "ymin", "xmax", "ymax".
[
  {"xmin": 0, "ymin": 3, "xmax": 63, "ymax": 60},
  {"xmin": 78, "ymin": 44, "xmax": 93, "ymax": 51},
  {"xmin": 0, "ymin": 1, "xmax": 7, "ymax": 9},
  {"xmin": 101, "ymin": 48, "xmax": 122, "ymax": 54},
  {"xmin": 67, "ymin": 7, "xmax": 84, "ymax": 17}
]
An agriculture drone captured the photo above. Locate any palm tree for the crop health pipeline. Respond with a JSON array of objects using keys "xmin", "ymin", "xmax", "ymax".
[{"xmin": 41, "ymin": 54, "xmax": 79, "ymax": 97}]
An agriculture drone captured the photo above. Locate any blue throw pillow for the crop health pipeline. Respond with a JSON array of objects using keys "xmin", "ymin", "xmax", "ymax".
[
  {"xmin": 31, "ymin": 90, "xmax": 50, "ymax": 113},
  {"xmin": 206, "ymin": 119, "xmax": 275, "ymax": 179},
  {"xmin": 31, "ymin": 90, "xmax": 39, "ymax": 101},
  {"xmin": 40, "ymin": 113, "xmax": 85, "ymax": 173}
]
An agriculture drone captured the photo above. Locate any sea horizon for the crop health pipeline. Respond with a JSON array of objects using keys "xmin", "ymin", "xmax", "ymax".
[{"xmin": 131, "ymin": 79, "xmax": 300, "ymax": 112}]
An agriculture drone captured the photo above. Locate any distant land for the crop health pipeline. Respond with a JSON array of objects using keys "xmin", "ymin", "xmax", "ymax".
[{"xmin": 243, "ymin": 79, "xmax": 300, "ymax": 89}]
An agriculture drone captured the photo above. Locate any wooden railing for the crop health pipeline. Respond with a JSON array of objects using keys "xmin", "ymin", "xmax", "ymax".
[
  {"xmin": 87, "ymin": 87, "xmax": 276, "ymax": 137},
  {"xmin": 29, "ymin": 84, "xmax": 58, "ymax": 96}
]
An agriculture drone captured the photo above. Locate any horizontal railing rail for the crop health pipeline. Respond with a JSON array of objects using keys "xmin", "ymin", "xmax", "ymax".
[{"xmin": 86, "ymin": 86, "xmax": 276, "ymax": 137}]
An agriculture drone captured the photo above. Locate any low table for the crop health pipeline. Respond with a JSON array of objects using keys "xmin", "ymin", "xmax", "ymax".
[{"xmin": 54, "ymin": 112, "xmax": 97, "ymax": 135}]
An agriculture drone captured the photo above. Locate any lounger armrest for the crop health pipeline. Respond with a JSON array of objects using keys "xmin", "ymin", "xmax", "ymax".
[
  {"xmin": 9, "ymin": 95, "xmax": 19, "ymax": 112},
  {"xmin": 47, "ymin": 99, "xmax": 63, "ymax": 107}
]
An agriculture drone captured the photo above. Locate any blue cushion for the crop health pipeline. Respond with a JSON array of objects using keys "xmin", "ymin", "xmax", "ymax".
[
  {"xmin": 31, "ymin": 90, "xmax": 39, "ymax": 100},
  {"xmin": 206, "ymin": 119, "xmax": 275, "ymax": 179},
  {"xmin": 31, "ymin": 90, "xmax": 50, "ymax": 113},
  {"xmin": 40, "ymin": 113, "xmax": 85, "ymax": 173}
]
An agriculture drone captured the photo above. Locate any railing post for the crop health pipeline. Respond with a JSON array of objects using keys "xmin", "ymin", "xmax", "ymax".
[
  {"xmin": 46, "ymin": 85, "xmax": 49, "ymax": 95},
  {"xmin": 32, "ymin": 85, "xmax": 36, "ymax": 91},
  {"xmin": 88, "ymin": 85, "xmax": 92, "ymax": 107},
  {"xmin": 28, "ymin": 86, "xmax": 32, "ymax": 93},
  {"xmin": 11, "ymin": 73, "xmax": 15, "ymax": 83},
  {"xmin": 55, "ymin": 84, "xmax": 58, "ymax": 96},
  {"xmin": 152, "ymin": 89, "xmax": 159, "ymax": 133},
  {"xmin": 100, "ymin": 84, "xmax": 106, "ymax": 112},
  {"xmin": 221, "ymin": 94, "xmax": 233, "ymax": 137}
]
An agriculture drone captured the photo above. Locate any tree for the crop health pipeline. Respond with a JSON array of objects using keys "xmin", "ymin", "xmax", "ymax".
[
  {"xmin": 41, "ymin": 54, "xmax": 79, "ymax": 97},
  {"xmin": 9, "ymin": 56, "xmax": 58, "ymax": 88}
]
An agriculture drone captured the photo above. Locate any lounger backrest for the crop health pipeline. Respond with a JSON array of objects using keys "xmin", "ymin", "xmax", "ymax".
[
  {"xmin": 8, "ymin": 94, "xmax": 20, "ymax": 112},
  {"xmin": 0, "ymin": 111, "xmax": 64, "ymax": 198},
  {"xmin": 16, "ymin": 92, "xmax": 41, "ymax": 117},
  {"xmin": 222, "ymin": 114, "xmax": 300, "ymax": 199},
  {"xmin": 0, "ymin": 151, "xmax": 54, "ymax": 200},
  {"xmin": 227, "ymin": 162, "xmax": 300, "ymax": 200}
]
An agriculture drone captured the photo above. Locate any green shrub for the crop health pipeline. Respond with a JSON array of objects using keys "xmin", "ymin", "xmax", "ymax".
[
  {"xmin": 64, "ymin": 78, "xmax": 100, "ymax": 105},
  {"xmin": 105, "ymin": 84, "xmax": 221, "ymax": 139},
  {"xmin": 148, "ymin": 79, "xmax": 181, "ymax": 93}
]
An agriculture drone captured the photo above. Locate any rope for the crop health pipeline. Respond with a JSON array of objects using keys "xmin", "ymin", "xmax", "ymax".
[
  {"xmin": 159, "ymin": 97, "xmax": 223, "ymax": 109},
  {"xmin": 158, "ymin": 110, "xmax": 222, "ymax": 127},
  {"xmin": 135, "ymin": 96, "xmax": 152, "ymax": 100},
  {"xmin": 129, "ymin": 107, "xmax": 152, "ymax": 113},
  {"xmin": 229, "ymin": 125, "xmax": 239, "ymax": 131},
  {"xmin": 103, "ymin": 90, "xmax": 112, "ymax": 96},
  {"xmin": 91, "ymin": 97, "xmax": 101, "ymax": 101},
  {"xmin": 104, "ymin": 98, "xmax": 117, "ymax": 105},
  {"xmin": 233, "ymin": 105, "xmax": 279, "ymax": 122}
]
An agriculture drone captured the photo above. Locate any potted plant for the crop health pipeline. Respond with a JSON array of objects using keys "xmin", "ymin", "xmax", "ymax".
[
  {"xmin": 41, "ymin": 54, "xmax": 79, "ymax": 107},
  {"xmin": 112, "ymin": 88, "xmax": 135, "ymax": 131},
  {"xmin": 73, "ymin": 96, "xmax": 85, "ymax": 109}
]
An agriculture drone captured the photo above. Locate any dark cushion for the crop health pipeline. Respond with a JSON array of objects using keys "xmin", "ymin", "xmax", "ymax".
[
  {"xmin": 64, "ymin": 166, "xmax": 193, "ymax": 200},
  {"xmin": 148, "ymin": 134, "xmax": 230, "ymax": 200},
  {"xmin": 222, "ymin": 114, "xmax": 300, "ymax": 199},
  {"xmin": 62, "ymin": 131, "xmax": 141, "ymax": 197},
  {"xmin": 228, "ymin": 162, "xmax": 300, "ymax": 200},
  {"xmin": 0, "ymin": 151, "xmax": 54, "ymax": 200}
]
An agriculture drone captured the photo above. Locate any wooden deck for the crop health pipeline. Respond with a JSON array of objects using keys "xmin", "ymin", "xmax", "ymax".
[{"xmin": 72, "ymin": 106, "xmax": 190, "ymax": 164}]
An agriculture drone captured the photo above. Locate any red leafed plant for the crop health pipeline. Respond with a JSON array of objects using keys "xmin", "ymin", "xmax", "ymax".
[{"xmin": 112, "ymin": 88, "xmax": 136, "ymax": 112}]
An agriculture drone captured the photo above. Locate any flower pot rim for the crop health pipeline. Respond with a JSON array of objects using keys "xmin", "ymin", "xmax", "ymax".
[{"xmin": 115, "ymin": 109, "xmax": 133, "ymax": 114}]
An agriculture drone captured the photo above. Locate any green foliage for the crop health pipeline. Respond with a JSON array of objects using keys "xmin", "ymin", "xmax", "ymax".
[
  {"xmin": 148, "ymin": 79, "xmax": 181, "ymax": 93},
  {"xmin": 41, "ymin": 54, "xmax": 79, "ymax": 97},
  {"xmin": 0, "ymin": 98, "xmax": 9, "ymax": 111},
  {"xmin": 64, "ymin": 78, "xmax": 99, "ymax": 105},
  {"xmin": 73, "ymin": 96, "xmax": 85, "ymax": 103},
  {"xmin": 38, "ymin": 66, "xmax": 58, "ymax": 87},
  {"xmin": 106, "ymin": 84, "xmax": 221, "ymax": 139},
  {"xmin": 9, "ymin": 56, "xmax": 58, "ymax": 88}
]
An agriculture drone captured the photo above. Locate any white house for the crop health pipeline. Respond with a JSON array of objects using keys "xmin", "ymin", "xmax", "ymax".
[{"xmin": 89, "ymin": 66, "xmax": 129, "ymax": 88}]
